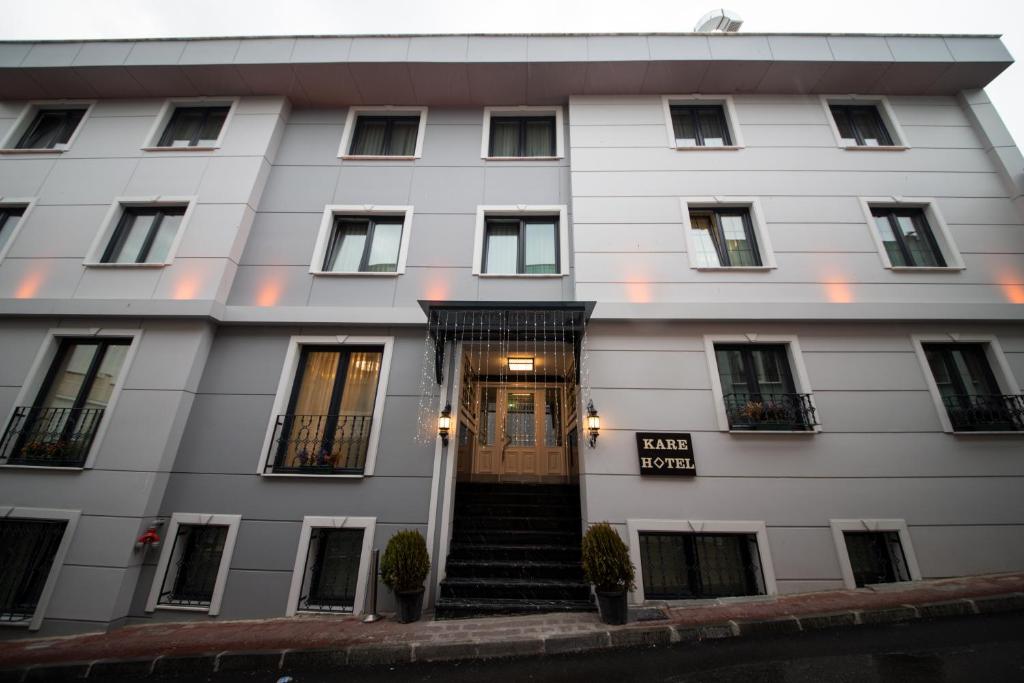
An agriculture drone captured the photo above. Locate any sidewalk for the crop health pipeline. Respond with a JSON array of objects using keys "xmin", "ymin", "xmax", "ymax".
[{"xmin": 1, "ymin": 572, "xmax": 1022, "ymax": 680}]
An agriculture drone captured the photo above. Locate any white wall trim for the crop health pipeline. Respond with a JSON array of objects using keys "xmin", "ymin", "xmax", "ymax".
[
  {"xmin": 660, "ymin": 95, "xmax": 745, "ymax": 149},
  {"xmin": 431, "ymin": 342, "xmax": 458, "ymax": 608},
  {"xmin": 2, "ymin": 327, "xmax": 143, "ymax": 470},
  {"xmin": 910, "ymin": 333, "xmax": 1020, "ymax": 434},
  {"xmin": 83, "ymin": 196, "xmax": 198, "ymax": 267},
  {"xmin": 286, "ymin": 516, "xmax": 376, "ymax": 616},
  {"xmin": 0, "ymin": 506, "xmax": 81, "ymax": 630},
  {"xmin": 858, "ymin": 197, "xmax": 965, "ymax": 271},
  {"xmin": 472, "ymin": 204, "xmax": 570, "ymax": 276},
  {"xmin": 480, "ymin": 105, "xmax": 565, "ymax": 159},
  {"xmin": 680, "ymin": 197, "xmax": 777, "ymax": 270},
  {"xmin": 338, "ymin": 106, "xmax": 428, "ymax": 159},
  {"xmin": 0, "ymin": 100, "xmax": 95, "ymax": 152},
  {"xmin": 819, "ymin": 95, "xmax": 909, "ymax": 149},
  {"xmin": 829, "ymin": 518, "xmax": 921, "ymax": 590},
  {"xmin": 309, "ymin": 205, "xmax": 414, "ymax": 276},
  {"xmin": 140, "ymin": 96, "xmax": 240, "ymax": 151},
  {"xmin": 145, "ymin": 512, "xmax": 241, "ymax": 616},
  {"xmin": 256, "ymin": 335, "xmax": 394, "ymax": 477},
  {"xmin": 625, "ymin": 518, "xmax": 777, "ymax": 604},
  {"xmin": 0, "ymin": 196, "xmax": 39, "ymax": 264},
  {"xmin": 702, "ymin": 333, "xmax": 820, "ymax": 433}
]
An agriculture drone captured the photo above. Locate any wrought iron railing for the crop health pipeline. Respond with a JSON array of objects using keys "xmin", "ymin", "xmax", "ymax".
[
  {"xmin": 941, "ymin": 394, "xmax": 1024, "ymax": 432},
  {"xmin": 722, "ymin": 393, "xmax": 818, "ymax": 431},
  {"xmin": 265, "ymin": 414, "xmax": 373, "ymax": 474},
  {"xmin": 0, "ymin": 406, "xmax": 104, "ymax": 467}
]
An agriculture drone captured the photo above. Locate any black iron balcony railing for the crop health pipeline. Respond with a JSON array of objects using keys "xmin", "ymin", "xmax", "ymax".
[
  {"xmin": 723, "ymin": 393, "xmax": 818, "ymax": 431},
  {"xmin": 0, "ymin": 406, "xmax": 104, "ymax": 467},
  {"xmin": 265, "ymin": 414, "xmax": 373, "ymax": 475},
  {"xmin": 941, "ymin": 394, "xmax": 1024, "ymax": 432}
]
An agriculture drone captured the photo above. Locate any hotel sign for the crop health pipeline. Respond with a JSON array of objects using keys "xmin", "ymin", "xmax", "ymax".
[{"xmin": 635, "ymin": 432, "xmax": 696, "ymax": 476}]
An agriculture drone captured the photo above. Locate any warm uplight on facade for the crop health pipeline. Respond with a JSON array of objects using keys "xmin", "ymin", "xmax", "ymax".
[
  {"xmin": 1000, "ymin": 279, "xmax": 1024, "ymax": 304},
  {"xmin": 507, "ymin": 357, "xmax": 534, "ymax": 372},
  {"xmin": 172, "ymin": 276, "xmax": 201, "ymax": 300},
  {"xmin": 626, "ymin": 280, "xmax": 651, "ymax": 303},
  {"xmin": 14, "ymin": 270, "xmax": 45, "ymax": 298},
  {"xmin": 256, "ymin": 280, "xmax": 281, "ymax": 307},
  {"xmin": 824, "ymin": 279, "xmax": 854, "ymax": 304}
]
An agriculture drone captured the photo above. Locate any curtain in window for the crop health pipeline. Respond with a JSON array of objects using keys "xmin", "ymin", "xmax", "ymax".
[
  {"xmin": 336, "ymin": 351, "xmax": 382, "ymax": 462},
  {"xmin": 524, "ymin": 222, "xmax": 557, "ymax": 273},
  {"xmin": 689, "ymin": 214, "xmax": 721, "ymax": 267},
  {"xmin": 697, "ymin": 109, "xmax": 727, "ymax": 146},
  {"xmin": 326, "ymin": 222, "xmax": 368, "ymax": 272},
  {"xmin": 852, "ymin": 108, "xmax": 885, "ymax": 146},
  {"xmin": 285, "ymin": 350, "xmax": 339, "ymax": 467},
  {"xmin": 83, "ymin": 345, "xmax": 128, "ymax": 409},
  {"xmin": 481, "ymin": 387, "xmax": 498, "ymax": 446},
  {"xmin": 544, "ymin": 388, "xmax": 562, "ymax": 447},
  {"xmin": 350, "ymin": 120, "xmax": 387, "ymax": 155},
  {"xmin": 671, "ymin": 111, "xmax": 698, "ymax": 147},
  {"xmin": 484, "ymin": 223, "xmax": 519, "ymax": 274},
  {"xmin": 197, "ymin": 109, "xmax": 228, "ymax": 146},
  {"xmin": 365, "ymin": 222, "xmax": 402, "ymax": 272},
  {"xmin": 490, "ymin": 120, "xmax": 520, "ymax": 156},
  {"xmin": 40, "ymin": 344, "xmax": 97, "ymax": 411},
  {"xmin": 525, "ymin": 119, "xmax": 554, "ymax": 156},
  {"xmin": 388, "ymin": 120, "xmax": 418, "ymax": 155},
  {"xmin": 167, "ymin": 109, "xmax": 205, "ymax": 147},
  {"xmin": 715, "ymin": 349, "xmax": 750, "ymax": 396}
]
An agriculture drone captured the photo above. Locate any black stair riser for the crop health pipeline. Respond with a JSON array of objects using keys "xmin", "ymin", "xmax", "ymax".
[
  {"xmin": 455, "ymin": 503, "xmax": 580, "ymax": 517},
  {"xmin": 450, "ymin": 530, "xmax": 580, "ymax": 546},
  {"xmin": 434, "ymin": 600, "xmax": 594, "ymax": 620},
  {"xmin": 447, "ymin": 545, "xmax": 581, "ymax": 563},
  {"xmin": 453, "ymin": 516, "xmax": 581, "ymax": 532},
  {"xmin": 445, "ymin": 563, "xmax": 583, "ymax": 581},
  {"xmin": 440, "ymin": 582, "xmax": 591, "ymax": 602}
]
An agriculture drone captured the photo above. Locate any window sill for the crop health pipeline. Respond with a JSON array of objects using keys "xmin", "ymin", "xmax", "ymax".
[
  {"xmin": 671, "ymin": 145, "xmax": 743, "ymax": 152},
  {"xmin": 726, "ymin": 429, "xmax": 819, "ymax": 435},
  {"xmin": 0, "ymin": 464, "xmax": 86, "ymax": 471},
  {"xmin": 153, "ymin": 604, "xmax": 211, "ymax": 613},
  {"xmin": 311, "ymin": 270, "xmax": 402, "ymax": 277},
  {"xmin": 340, "ymin": 155, "xmax": 418, "ymax": 161},
  {"xmin": 141, "ymin": 146, "xmax": 219, "ymax": 152},
  {"xmin": 260, "ymin": 472, "xmax": 368, "ymax": 479},
  {"xmin": 84, "ymin": 262, "xmax": 169, "ymax": 269},
  {"xmin": 475, "ymin": 273, "xmax": 567, "ymax": 278},
  {"xmin": 0, "ymin": 148, "xmax": 66, "ymax": 155},
  {"xmin": 842, "ymin": 146, "xmax": 909, "ymax": 152},
  {"xmin": 887, "ymin": 266, "xmax": 965, "ymax": 273},
  {"xmin": 483, "ymin": 156, "xmax": 562, "ymax": 161},
  {"xmin": 693, "ymin": 266, "xmax": 773, "ymax": 272},
  {"xmin": 0, "ymin": 620, "xmax": 31, "ymax": 629}
]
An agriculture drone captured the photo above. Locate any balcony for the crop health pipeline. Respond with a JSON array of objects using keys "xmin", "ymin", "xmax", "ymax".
[
  {"xmin": 723, "ymin": 393, "xmax": 818, "ymax": 432},
  {"xmin": 0, "ymin": 406, "xmax": 104, "ymax": 467},
  {"xmin": 264, "ymin": 414, "xmax": 372, "ymax": 475},
  {"xmin": 941, "ymin": 395, "xmax": 1024, "ymax": 432}
]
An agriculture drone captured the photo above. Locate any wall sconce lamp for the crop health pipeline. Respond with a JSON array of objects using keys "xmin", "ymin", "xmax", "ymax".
[
  {"xmin": 438, "ymin": 403, "xmax": 452, "ymax": 446},
  {"xmin": 586, "ymin": 400, "xmax": 601, "ymax": 448}
]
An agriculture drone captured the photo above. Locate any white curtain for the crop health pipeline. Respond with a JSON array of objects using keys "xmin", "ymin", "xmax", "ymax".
[
  {"xmin": 523, "ymin": 222, "xmax": 556, "ymax": 273},
  {"xmin": 388, "ymin": 121, "xmax": 418, "ymax": 155},
  {"xmin": 490, "ymin": 120, "xmax": 519, "ymax": 156},
  {"xmin": 351, "ymin": 120, "xmax": 387, "ymax": 155},
  {"xmin": 327, "ymin": 223, "xmax": 367, "ymax": 272},
  {"xmin": 484, "ymin": 224, "xmax": 518, "ymax": 274},
  {"xmin": 365, "ymin": 222, "xmax": 402, "ymax": 272},
  {"xmin": 524, "ymin": 120, "xmax": 554, "ymax": 156}
]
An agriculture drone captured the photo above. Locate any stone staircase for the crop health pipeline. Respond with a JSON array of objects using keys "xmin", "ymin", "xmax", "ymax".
[{"xmin": 434, "ymin": 482, "xmax": 595, "ymax": 619}]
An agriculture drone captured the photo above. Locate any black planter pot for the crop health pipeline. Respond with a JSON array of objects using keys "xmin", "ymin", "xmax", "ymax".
[
  {"xmin": 595, "ymin": 589, "xmax": 629, "ymax": 625},
  {"xmin": 395, "ymin": 587, "xmax": 425, "ymax": 623}
]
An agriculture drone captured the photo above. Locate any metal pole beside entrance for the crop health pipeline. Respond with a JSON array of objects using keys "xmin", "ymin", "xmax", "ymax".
[{"xmin": 361, "ymin": 548, "xmax": 383, "ymax": 623}]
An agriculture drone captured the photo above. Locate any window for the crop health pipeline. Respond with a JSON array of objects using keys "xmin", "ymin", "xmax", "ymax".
[
  {"xmin": 688, "ymin": 208, "xmax": 761, "ymax": 267},
  {"xmin": 99, "ymin": 206, "xmax": 186, "ymax": 265},
  {"xmin": 922, "ymin": 344, "xmax": 1022, "ymax": 431},
  {"xmin": 639, "ymin": 532, "xmax": 765, "ymax": 599},
  {"xmin": 488, "ymin": 116, "xmax": 556, "ymax": 157},
  {"xmin": 297, "ymin": 527, "xmax": 365, "ymax": 613},
  {"xmin": 0, "ymin": 519, "xmax": 68, "ymax": 624},
  {"xmin": 842, "ymin": 531, "xmax": 911, "ymax": 587},
  {"xmin": 870, "ymin": 207, "xmax": 945, "ymax": 268},
  {"xmin": 714, "ymin": 344, "xmax": 816, "ymax": 431},
  {"xmin": 349, "ymin": 115, "xmax": 419, "ymax": 156},
  {"xmin": 323, "ymin": 216, "xmax": 403, "ymax": 273},
  {"xmin": 156, "ymin": 106, "xmax": 230, "ymax": 148},
  {"xmin": 670, "ymin": 105, "xmax": 732, "ymax": 147},
  {"xmin": 266, "ymin": 346, "xmax": 384, "ymax": 474},
  {"xmin": 1, "ymin": 338, "xmax": 130, "ymax": 467},
  {"xmin": 483, "ymin": 216, "xmax": 559, "ymax": 275},
  {"xmin": 13, "ymin": 108, "xmax": 86, "ymax": 150},
  {"xmin": 0, "ymin": 206, "xmax": 26, "ymax": 254},
  {"xmin": 829, "ymin": 105, "xmax": 895, "ymax": 147},
  {"xmin": 158, "ymin": 525, "xmax": 229, "ymax": 608}
]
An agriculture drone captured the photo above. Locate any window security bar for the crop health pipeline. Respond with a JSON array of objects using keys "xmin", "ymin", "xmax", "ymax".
[
  {"xmin": 722, "ymin": 393, "xmax": 817, "ymax": 431},
  {"xmin": 0, "ymin": 406, "xmax": 105, "ymax": 467},
  {"xmin": 266, "ymin": 414, "xmax": 373, "ymax": 474}
]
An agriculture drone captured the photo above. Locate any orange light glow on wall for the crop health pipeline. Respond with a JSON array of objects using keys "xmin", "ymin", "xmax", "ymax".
[
  {"xmin": 256, "ymin": 280, "xmax": 281, "ymax": 307},
  {"xmin": 1002, "ymin": 282, "xmax": 1024, "ymax": 304},
  {"xmin": 823, "ymin": 278, "xmax": 854, "ymax": 304},
  {"xmin": 14, "ymin": 270, "xmax": 45, "ymax": 299},
  {"xmin": 625, "ymin": 280, "xmax": 651, "ymax": 304},
  {"xmin": 172, "ymin": 276, "xmax": 202, "ymax": 300},
  {"xmin": 424, "ymin": 282, "xmax": 448, "ymax": 301}
]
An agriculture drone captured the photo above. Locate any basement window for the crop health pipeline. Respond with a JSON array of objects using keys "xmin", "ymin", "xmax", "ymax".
[
  {"xmin": 0, "ymin": 519, "xmax": 68, "ymax": 624},
  {"xmin": 639, "ymin": 532, "xmax": 766, "ymax": 599},
  {"xmin": 842, "ymin": 531, "xmax": 911, "ymax": 587},
  {"xmin": 298, "ymin": 527, "xmax": 365, "ymax": 613},
  {"xmin": 158, "ymin": 524, "xmax": 230, "ymax": 608}
]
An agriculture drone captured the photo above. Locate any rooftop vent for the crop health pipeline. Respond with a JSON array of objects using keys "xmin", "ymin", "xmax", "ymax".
[{"xmin": 694, "ymin": 9, "xmax": 743, "ymax": 32}]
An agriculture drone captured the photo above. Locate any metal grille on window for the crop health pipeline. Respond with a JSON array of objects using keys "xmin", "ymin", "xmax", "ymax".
[
  {"xmin": 639, "ymin": 532, "xmax": 765, "ymax": 599},
  {"xmin": 0, "ymin": 519, "xmax": 67, "ymax": 623},
  {"xmin": 843, "ymin": 531, "xmax": 911, "ymax": 587},
  {"xmin": 158, "ymin": 524, "xmax": 228, "ymax": 607},
  {"xmin": 299, "ymin": 528, "xmax": 364, "ymax": 612}
]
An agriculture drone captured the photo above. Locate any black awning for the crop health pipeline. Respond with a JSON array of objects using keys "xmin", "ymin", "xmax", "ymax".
[{"xmin": 419, "ymin": 300, "xmax": 595, "ymax": 384}]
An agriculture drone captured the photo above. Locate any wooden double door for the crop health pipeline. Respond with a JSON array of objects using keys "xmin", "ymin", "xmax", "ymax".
[{"xmin": 456, "ymin": 382, "xmax": 577, "ymax": 483}]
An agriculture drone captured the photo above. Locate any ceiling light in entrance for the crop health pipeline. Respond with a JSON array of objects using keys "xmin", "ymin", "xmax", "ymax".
[{"xmin": 507, "ymin": 357, "xmax": 534, "ymax": 372}]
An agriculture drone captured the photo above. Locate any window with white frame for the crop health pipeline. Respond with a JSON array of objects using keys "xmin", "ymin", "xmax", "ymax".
[
  {"xmin": 662, "ymin": 96, "xmax": 743, "ymax": 149},
  {"xmin": 474, "ymin": 206, "xmax": 569, "ymax": 276},
  {"xmin": 922, "ymin": 343, "xmax": 1023, "ymax": 432},
  {"xmin": 287, "ymin": 516, "xmax": 375, "ymax": 616},
  {"xmin": 822, "ymin": 97, "xmax": 906, "ymax": 149},
  {"xmin": 100, "ymin": 206, "xmax": 186, "ymax": 265},
  {"xmin": 3, "ymin": 105, "xmax": 89, "ymax": 151},
  {"xmin": 481, "ymin": 107, "xmax": 564, "ymax": 159},
  {"xmin": 156, "ymin": 105, "xmax": 231, "ymax": 148},
  {"xmin": 0, "ymin": 507, "xmax": 79, "ymax": 630},
  {"xmin": 310, "ymin": 207, "xmax": 413, "ymax": 276},
  {"xmin": 860, "ymin": 200, "xmax": 962, "ymax": 270},
  {"xmin": 830, "ymin": 519, "xmax": 921, "ymax": 590},
  {"xmin": 146, "ymin": 513, "xmax": 240, "ymax": 615},
  {"xmin": 681, "ymin": 199, "xmax": 774, "ymax": 270},
  {"xmin": 339, "ymin": 108, "xmax": 427, "ymax": 159}
]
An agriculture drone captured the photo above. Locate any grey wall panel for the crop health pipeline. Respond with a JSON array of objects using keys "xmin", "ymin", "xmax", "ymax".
[
  {"xmin": 803, "ymin": 352, "xmax": 929, "ymax": 391},
  {"xmin": 238, "ymin": 212, "xmax": 321, "ymax": 266},
  {"xmin": 409, "ymin": 166, "xmax": 485, "ymax": 214},
  {"xmin": 812, "ymin": 391, "xmax": 944, "ymax": 432},
  {"xmin": 231, "ymin": 519, "xmax": 302, "ymax": 572},
  {"xmin": 74, "ymin": 267, "xmax": 161, "ymax": 300},
  {"xmin": 5, "ymin": 204, "xmax": 110, "ymax": 259},
  {"xmin": 588, "ymin": 349, "xmax": 710, "ymax": 390},
  {"xmin": 910, "ymin": 525, "xmax": 1024, "ymax": 577},
  {"xmin": 258, "ymin": 165, "xmax": 340, "ymax": 212},
  {"xmin": 172, "ymin": 393, "xmax": 274, "ymax": 474},
  {"xmin": 125, "ymin": 156, "xmax": 209, "ymax": 197},
  {"xmin": 38, "ymin": 158, "xmax": 139, "ymax": 205},
  {"xmin": 405, "ymin": 213, "xmax": 476, "ymax": 268},
  {"xmin": 274, "ymin": 122, "xmax": 345, "ymax": 166},
  {"xmin": 373, "ymin": 397, "xmax": 436, "ymax": 478},
  {"xmin": 63, "ymin": 116, "xmax": 155, "ymax": 158},
  {"xmin": 227, "ymin": 265, "xmax": 314, "ymax": 306},
  {"xmin": 0, "ymin": 321, "xmax": 48, "ymax": 386},
  {"xmin": 42, "ymin": 565, "xmax": 128, "ymax": 623},
  {"xmin": 0, "ymin": 257, "xmax": 85, "ymax": 299},
  {"xmin": 216, "ymin": 569, "xmax": 293, "ymax": 619},
  {"xmin": 574, "ymin": 223, "xmax": 688, "ymax": 253},
  {"xmin": 0, "ymin": 470, "xmax": 167, "ymax": 518},
  {"xmin": 122, "ymin": 322, "xmax": 212, "ymax": 393},
  {"xmin": 393, "ymin": 266, "xmax": 479, "ymax": 305},
  {"xmin": 307, "ymin": 276, "xmax": 397, "ymax": 307},
  {"xmin": 477, "ymin": 276, "xmax": 567, "ymax": 302},
  {"xmin": 95, "ymin": 390, "xmax": 195, "ymax": 471},
  {"xmin": 0, "ymin": 158, "xmax": 56, "ymax": 197},
  {"xmin": 334, "ymin": 165, "xmax": 414, "ymax": 205},
  {"xmin": 64, "ymin": 515, "xmax": 141, "ymax": 569},
  {"xmin": 197, "ymin": 329, "xmax": 289, "ymax": 395},
  {"xmin": 421, "ymin": 123, "xmax": 484, "ymax": 165},
  {"xmin": 483, "ymin": 166, "xmax": 563, "ymax": 204},
  {"xmin": 765, "ymin": 527, "xmax": 844, "ymax": 580}
]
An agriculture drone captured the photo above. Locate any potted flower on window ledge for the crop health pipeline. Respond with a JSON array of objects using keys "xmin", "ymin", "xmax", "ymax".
[
  {"xmin": 581, "ymin": 522, "xmax": 635, "ymax": 625},
  {"xmin": 380, "ymin": 530, "xmax": 431, "ymax": 623}
]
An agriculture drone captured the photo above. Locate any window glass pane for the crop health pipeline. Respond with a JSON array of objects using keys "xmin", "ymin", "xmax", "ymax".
[
  {"xmin": 689, "ymin": 213, "xmax": 722, "ymax": 267},
  {"xmin": 715, "ymin": 348, "xmax": 749, "ymax": 396},
  {"xmin": 506, "ymin": 392, "xmax": 536, "ymax": 447},
  {"xmin": 484, "ymin": 223, "xmax": 519, "ymax": 274},
  {"xmin": 874, "ymin": 215, "xmax": 907, "ymax": 266},
  {"xmin": 164, "ymin": 109, "xmax": 204, "ymax": 147},
  {"xmin": 719, "ymin": 214, "xmax": 758, "ymax": 266},
  {"xmin": 292, "ymin": 350, "xmax": 340, "ymax": 416},
  {"xmin": 693, "ymin": 534, "xmax": 759, "ymax": 597},
  {"xmin": 169, "ymin": 525, "xmax": 227, "ymax": 604},
  {"xmin": 524, "ymin": 221, "xmax": 557, "ymax": 274},
  {"xmin": 490, "ymin": 120, "xmax": 520, "ymax": 156},
  {"xmin": 145, "ymin": 212, "xmax": 182, "ymax": 263},
  {"xmin": 338, "ymin": 351, "xmax": 382, "ymax": 417},
  {"xmin": 830, "ymin": 107, "xmax": 858, "ymax": 145},
  {"xmin": 544, "ymin": 388, "xmax": 562, "ymax": 447},
  {"xmin": 365, "ymin": 222, "xmax": 402, "ymax": 272},
  {"xmin": 388, "ymin": 120, "xmax": 418, "ymax": 155},
  {"xmin": 0, "ymin": 520, "xmax": 67, "ymax": 621},
  {"xmin": 39, "ymin": 343, "xmax": 100, "ymax": 410},
  {"xmin": 326, "ymin": 222, "xmax": 368, "ymax": 272},
  {"xmin": 671, "ymin": 109, "xmax": 698, "ymax": 147},
  {"xmin": 851, "ymin": 108, "xmax": 890, "ymax": 146},
  {"xmin": 844, "ymin": 531, "xmax": 909, "ymax": 587},
  {"xmin": 307, "ymin": 528, "xmax": 363, "ymax": 611},
  {"xmin": 751, "ymin": 347, "xmax": 791, "ymax": 395},
  {"xmin": 924, "ymin": 349, "xmax": 957, "ymax": 399},
  {"xmin": 82, "ymin": 345, "xmax": 128, "ymax": 409},
  {"xmin": 640, "ymin": 533, "xmax": 692, "ymax": 598},
  {"xmin": 18, "ymin": 110, "xmax": 83, "ymax": 149},
  {"xmin": 697, "ymin": 108, "xmax": 728, "ymax": 146},
  {"xmin": 108, "ymin": 213, "xmax": 155, "ymax": 263},
  {"xmin": 350, "ymin": 119, "xmax": 386, "ymax": 155},
  {"xmin": 197, "ymin": 108, "xmax": 229, "ymax": 146},
  {"xmin": 639, "ymin": 533, "xmax": 763, "ymax": 599},
  {"xmin": 481, "ymin": 386, "xmax": 498, "ymax": 446},
  {"xmin": 895, "ymin": 214, "xmax": 941, "ymax": 267},
  {"xmin": 950, "ymin": 347, "xmax": 998, "ymax": 396},
  {"xmin": 524, "ymin": 118, "xmax": 555, "ymax": 156},
  {"xmin": 0, "ymin": 209, "xmax": 25, "ymax": 252}
]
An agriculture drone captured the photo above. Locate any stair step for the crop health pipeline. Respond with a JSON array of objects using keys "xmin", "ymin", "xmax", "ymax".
[
  {"xmin": 434, "ymin": 597, "xmax": 595, "ymax": 620},
  {"xmin": 439, "ymin": 577, "xmax": 592, "ymax": 601},
  {"xmin": 449, "ymin": 529, "xmax": 582, "ymax": 546},
  {"xmin": 448, "ymin": 543, "xmax": 582, "ymax": 563},
  {"xmin": 453, "ymin": 515, "xmax": 581, "ymax": 532},
  {"xmin": 445, "ymin": 559, "xmax": 584, "ymax": 580},
  {"xmin": 455, "ymin": 502, "xmax": 580, "ymax": 518}
]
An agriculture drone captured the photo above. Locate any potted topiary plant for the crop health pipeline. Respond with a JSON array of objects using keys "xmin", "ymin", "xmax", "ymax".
[
  {"xmin": 581, "ymin": 522, "xmax": 635, "ymax": 625},
  {"xmin": 380, "ymin": 530, "xmax": 431, "ymax": 623}
]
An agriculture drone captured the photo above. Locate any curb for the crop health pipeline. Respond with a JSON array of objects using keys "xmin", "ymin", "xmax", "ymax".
[{"xmin": 4, "ymin": 591, "xmax": 1023, "ymax": 680}]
